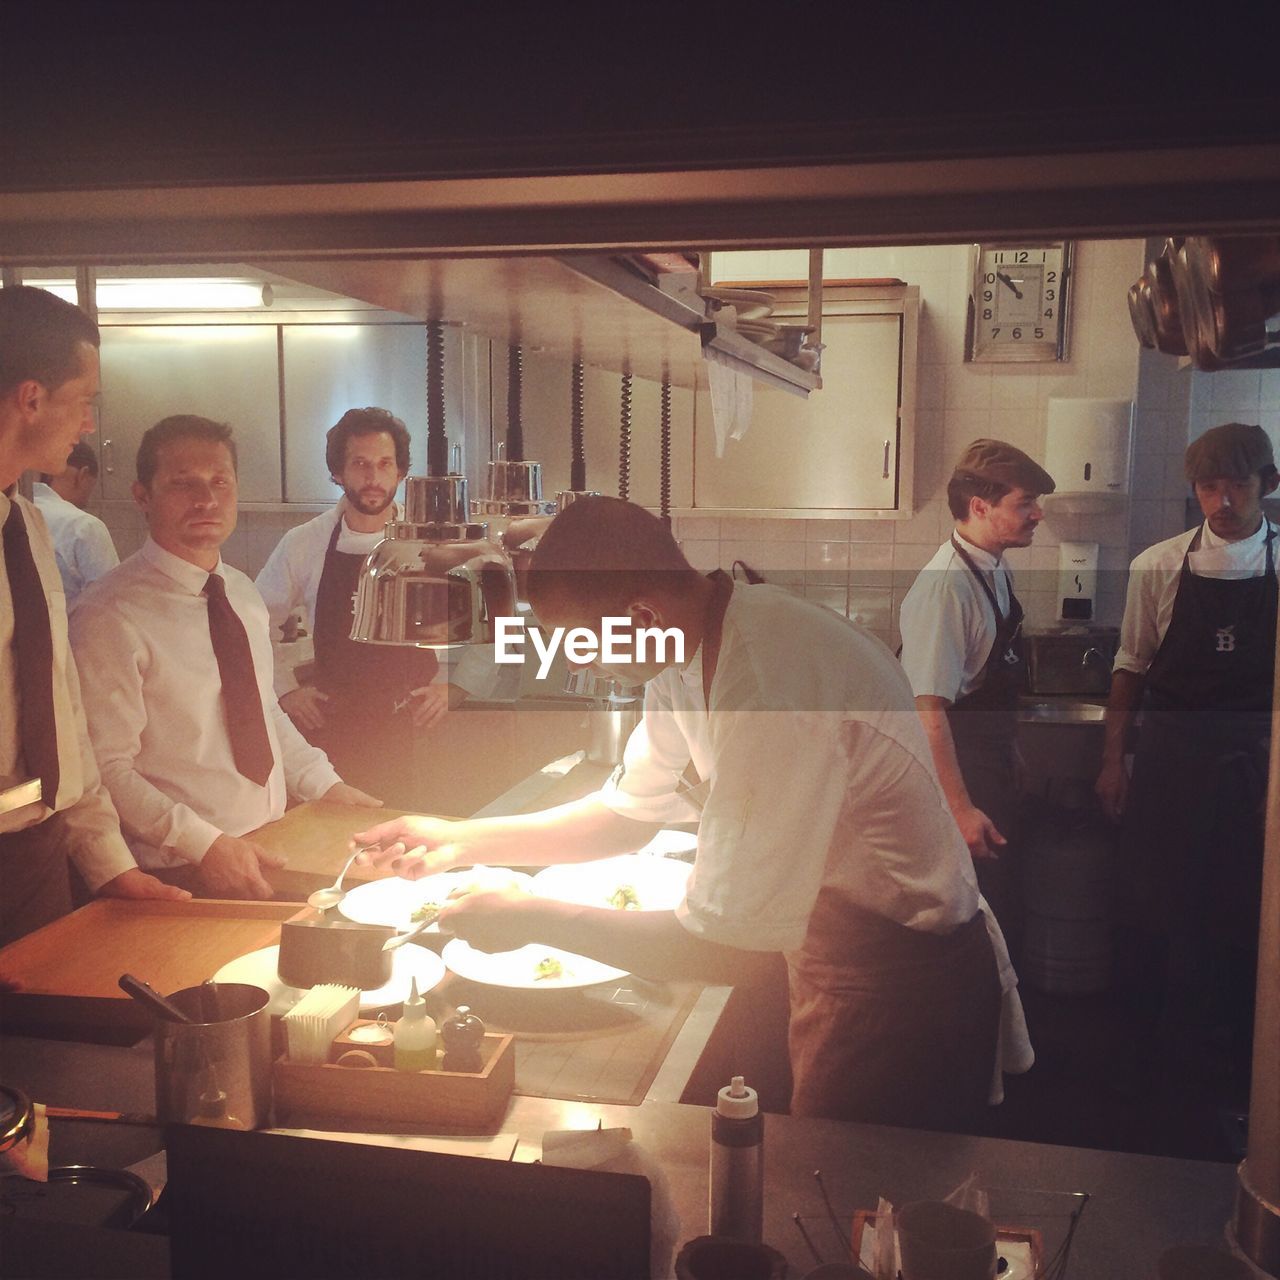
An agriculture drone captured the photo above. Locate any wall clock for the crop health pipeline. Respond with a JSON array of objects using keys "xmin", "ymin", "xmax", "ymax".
[{"xmin": 965, "ymin": 241, "xmax": 1073, "ymax": 362}]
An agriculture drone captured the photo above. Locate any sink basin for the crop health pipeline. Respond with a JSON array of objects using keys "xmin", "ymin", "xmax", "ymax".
[{"xmin": 1019, "ymin": 701, "xmax": 1107, "ymax": 725}]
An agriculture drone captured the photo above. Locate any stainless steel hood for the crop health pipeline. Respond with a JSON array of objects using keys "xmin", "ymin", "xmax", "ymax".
[{"xmin": 262, "ymin": 254, "xmax": 821, "ymax": 396}]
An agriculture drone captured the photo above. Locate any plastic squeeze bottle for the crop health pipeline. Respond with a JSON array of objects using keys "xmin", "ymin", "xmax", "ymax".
[
  {"xmin": 708, "ymin": 1075, "xmax": 763, "ymax": 1243},
  {"xmin": 392, "ymin": 977, "xmax": 437, "ymax": 1072}
]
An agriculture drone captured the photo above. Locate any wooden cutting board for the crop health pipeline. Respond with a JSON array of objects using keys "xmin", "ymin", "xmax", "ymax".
[
  {"xmin": 0, "ymin": 899, "xmax": 305, "ymax": 1000},
  {"xmin": 249, "ymin": 801, "xmax": 417, "ymax": 896}
]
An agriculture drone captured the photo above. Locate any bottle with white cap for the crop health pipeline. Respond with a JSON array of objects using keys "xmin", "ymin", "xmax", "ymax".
[
  {"xmin": 708, "ymin": 1074, "xmax": 763, "ymax": 1243},
  {"xmin": 392, "ymin": 977, "xmax": 437, "ymax": 1072}
]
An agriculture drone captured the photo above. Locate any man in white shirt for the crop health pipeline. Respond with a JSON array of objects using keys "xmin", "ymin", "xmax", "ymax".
[
  {"xmin": 71, "ymin": 414, "xmax": 380, "ymax": 899},
  {"xmin": 898, "ymin": 439, "xmax": 1055, "ymax": 953},
  {"xmin": 0, "ymin": 285, "xmax": 187, "ymax": 948},
  {"xmin": 1096, "ymin": 421, "xmax": 1278, "ymax": 1095},
  {"xmin": 354, "ymin": 497, "xmax": 1030, "ymax": 1128},
  {"xmin": 33, "ymin": 441, "xmax": 118, "ymax": 606},
  {"xmin": 255, "ymin": 407, "xmax": 465, "ymax": 807}
]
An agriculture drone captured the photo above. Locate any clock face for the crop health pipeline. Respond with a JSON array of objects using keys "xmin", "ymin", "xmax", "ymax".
[{"xmin": 967, "ymin": 243, "xmax": 1072, "ymax": 362}]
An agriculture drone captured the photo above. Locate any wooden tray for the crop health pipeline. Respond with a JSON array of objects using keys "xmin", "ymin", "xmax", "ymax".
[
  {"xmin": 0, "ymin": 899, "xmax": 306, "ymax": 1039},
  {"xmin": 273, "ymin": 1032, "xmax": 515, "ymax": 1130},
  {"xmin": 248, "ymin": 801, "xmax": 413, "ymax": 898}
]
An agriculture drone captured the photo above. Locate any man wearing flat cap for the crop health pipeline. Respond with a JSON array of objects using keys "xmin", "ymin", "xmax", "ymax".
[
  {"xmin": 899, "ymin": 439, "xmax": 1055, "ymax": 948},
  {"xmin": 1097, "ymin": 421, "xmax": 1278, "ymax": 1096}
]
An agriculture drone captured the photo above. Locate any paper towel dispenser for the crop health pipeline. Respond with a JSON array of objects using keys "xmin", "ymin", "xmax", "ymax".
[{"xmin": 1044, "ymin": 398, "xmax": 1133, "ymax": 495}]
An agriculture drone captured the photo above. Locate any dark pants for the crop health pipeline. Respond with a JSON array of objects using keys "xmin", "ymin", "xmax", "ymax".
[
  {"xmin": 0, "ymin": 814, "xmax": 74, "ymax": 948},
  {"xmin": 786, "ymin": 892, "xmax": 1002, "ymax": 1129}
]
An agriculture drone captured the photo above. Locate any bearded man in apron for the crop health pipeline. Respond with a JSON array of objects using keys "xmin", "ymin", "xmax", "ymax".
[
  {"xmin": 900, "ymin": 439, "xmax": 1056, "ymax": 960},
  {"xmin": 1098, "ymin": 422, "xmax": 1278, "ymax": 1098},
  {"xmin": 256, "ymin": 408, "xmax": 453, "ymax": 807}
]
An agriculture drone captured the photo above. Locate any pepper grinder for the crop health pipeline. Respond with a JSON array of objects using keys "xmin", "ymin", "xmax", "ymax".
[
  {"xmin": 708, "ymin": 1075, "xmax": 763, "ymax": 1244},
  {"xmin": 440, "ymin": 1005, "xmax": 486, "ymax": 1072}
]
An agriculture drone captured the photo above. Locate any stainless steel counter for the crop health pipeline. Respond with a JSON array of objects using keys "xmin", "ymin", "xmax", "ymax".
[{"xmin": 0, "ymin": 1034, "xmax": 1242, "ymax": 1277}]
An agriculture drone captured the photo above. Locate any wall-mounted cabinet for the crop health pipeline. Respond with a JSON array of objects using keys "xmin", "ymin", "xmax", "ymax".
[
  {"xmin": 95, "ymin": 325, "xmax": 282, "ymax": 502},
  {"xmin": 509, "ymin": 284, "xmax": 918, "ymax": 518}
]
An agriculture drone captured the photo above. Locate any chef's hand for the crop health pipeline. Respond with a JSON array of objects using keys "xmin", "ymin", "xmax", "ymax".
[
  {"xmin": 407, "ymin": 683, "xmax": 468, "ymax": 730},
  {"xmin": 956, "ymin": 805, "xmax": 1007, "ymax": 861},
  {"xmin": 351, "ymin": 815, "xmax": 467, "ymax": 880},
  {"xmin": 1095, "ymin": 758, "xmax": 1129, "ymax": 823},
  {"xmin": 95, "ymin": 867, "xmax": 192, "ymax": 903},
  {"xmin": 438, "ymin": 887, "xmax": 539, "ymax": 952},
  {"xmin": 198, "ymin": 834, "xmax": 287, "ymax": 899},
  {"xmin": 280, "ymin": 686, "xmax": 329, "ymax": 733},
  {"xmin": 323, "ymin": 782, "xmax": 384, "ymax": 808}
]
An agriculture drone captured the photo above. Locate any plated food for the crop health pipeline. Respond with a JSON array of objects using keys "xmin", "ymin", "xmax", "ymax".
[
  {"xmin": 441, "ymin": 940, "xmax": 626, "ymax": 991},
  {"xmin": 339, "ymin": 866, "xmax": 535, "ymax": 933},
  {"xmin": 531, "ymin": 854, "xmax": 692, "ymax": 913}
]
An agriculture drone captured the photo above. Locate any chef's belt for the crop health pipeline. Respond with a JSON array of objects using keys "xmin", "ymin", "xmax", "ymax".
[{"xmin": 785, "ymin": 889, "xmax": 1001, "ymax": 1130}]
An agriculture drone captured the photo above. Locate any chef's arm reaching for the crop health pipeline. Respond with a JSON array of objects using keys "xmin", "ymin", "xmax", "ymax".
[
  {"xmin": 914, "ymin": 695, "xmax": 1007, "ymax": 861},
  {"xmin": 1095, "ymin": 668, "xmax": 1144, "ymax": 822},
  {"xmin": 439, "ymin": 888, "xmax": 776, "ymax": 986},
  {"xmin": 353, "ymin": 794, "xmax": 663, "ymax": 880}
]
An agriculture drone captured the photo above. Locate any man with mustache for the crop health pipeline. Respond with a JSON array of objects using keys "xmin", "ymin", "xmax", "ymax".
[
  {"xmin": 898, "ymin": 439, "xmax": 1055, "ymax": 954},
  {"xmin": 256, "ymin": 407, "xmax": 464, "ymax": 805},
  {"xmin": 1097, "ymin": 421, "xmax": 1278, "ymax": 1098}
]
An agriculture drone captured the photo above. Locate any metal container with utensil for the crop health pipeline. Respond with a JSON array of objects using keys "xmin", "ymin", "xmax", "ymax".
[{"xmin": 154, "ymin": 983, "xmax": 272, "ymax": 1130}]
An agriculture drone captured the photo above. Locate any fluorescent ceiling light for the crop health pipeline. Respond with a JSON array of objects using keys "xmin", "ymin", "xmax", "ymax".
[{"xmin": 31, "ymin": 278, "xmax": 268, "ymax": 310}]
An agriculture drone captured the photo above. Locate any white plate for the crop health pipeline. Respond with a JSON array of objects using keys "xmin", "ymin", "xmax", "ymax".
[
  {"xmin": 339, "ymin": 867, "xmax": 534, "ymax": 933},
  {"xmin": 637, "ymin": 829, "xmax": 698, "ymax": 858},
  {"xmin": 442, "ymin": 939, "xmax": 626, "ymax": 991},
  {"xmin": 213, "ymin": 943, "xmax": 446, "ymax": 1016},
  {"xmin": 530, "ymin": 854, "xmax": 692, "ymax": 912}
]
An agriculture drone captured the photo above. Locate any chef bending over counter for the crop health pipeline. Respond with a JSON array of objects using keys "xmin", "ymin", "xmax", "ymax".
[{"xmin": 357, "ymin": 496, "xmax": 1033, "ymax": 1128}]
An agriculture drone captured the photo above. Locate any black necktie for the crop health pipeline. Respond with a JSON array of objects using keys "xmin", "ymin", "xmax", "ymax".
[
  {"xmin": 4, "ymin": 503, "xmax": 60, "ymax": 805},
  {"xmin": 203, "ymin": 572, "xmax": 274, "ymax": 787}
]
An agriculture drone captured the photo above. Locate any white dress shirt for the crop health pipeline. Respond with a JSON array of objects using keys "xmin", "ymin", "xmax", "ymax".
[
  {"xmin": 70, "ymin": 537, "xmax": 341, "ymax": 869},
  {"xmin": 254, "ymin": 502, "xmax": 515, "ymax": 701},
  {"xmin": 898, "ymin": 532, "xmax": 1014, "ymax": 704},
  {"xmin": 31, "ymin": 481, "xmax": 119, "ymax": 607},
  {"xmin": 0, "ymin": 490, "xmax": 136, "ymax": 890},
  {"xmin": 600, "ymin": 581, "xmax": 983, "ymax": 952},
  {"xmin": 1114, "ymin": 518, "xmax": 1280, "ymax": 676}
]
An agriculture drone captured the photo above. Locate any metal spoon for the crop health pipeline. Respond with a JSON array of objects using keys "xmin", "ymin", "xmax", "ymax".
[{"xmin": 306, "ymin": 846, "xmax": 367, "ymax": 912}]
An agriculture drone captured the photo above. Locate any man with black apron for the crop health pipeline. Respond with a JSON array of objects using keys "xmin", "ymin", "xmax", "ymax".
[
  {"xmin": 1098, "ymin": 421, "xmax": 1278, "ymax": 1096},
  {"xmin": 256, "ymin": 408, "xmax": 450, "ymax": 808},
  {"xmin": 899, "ymin": 439, "xmax": 1056, "ymax": 955}
]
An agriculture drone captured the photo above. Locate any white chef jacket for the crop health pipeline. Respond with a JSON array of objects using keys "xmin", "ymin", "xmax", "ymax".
[
  {"xmin": 254, "ymin": 502, "xmax": 517, "ymax": 701},
  {"xmin": 31, "ymin": 482, "xmax": 119, "ymax": 608},
  {"xmin": 70, "ymin": 538, "xmax": 341, "ymax": 869},
  {"xmin": 898, "ymin": 532, "xmax": 1014, "ymax": 703},
  {"xmin": 0, "ymin": 489, "xmax": 136, "ymax": 891},
  {"xmin": 1114, "ymin": 518, "xmax": 1280, "ymax": 676},
  {"xmin": 601, "ymin": 581, "xmax": 984, "ymax": 952}
]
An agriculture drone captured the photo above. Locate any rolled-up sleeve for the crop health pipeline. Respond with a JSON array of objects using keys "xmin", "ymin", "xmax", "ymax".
[
  {"xmin": 599, "ymin": 678, "xmax": 700, "ymax": 824},
  {"xmin": 1113, "ymin": 553, "xmax": 1160, "ymax": 676},
  {"xmin": 899, "ymin": 575, "xmax": 968, "ymax": 703}
]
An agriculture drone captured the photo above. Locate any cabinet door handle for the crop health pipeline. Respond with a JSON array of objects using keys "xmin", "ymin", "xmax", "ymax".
[
  {"xmin": 882, "ymin": 439, "xmax": 891, "ymax": 479},
  {"xmin": 103, "ymin": 438, "xmax": 114, "ymax": 474}
]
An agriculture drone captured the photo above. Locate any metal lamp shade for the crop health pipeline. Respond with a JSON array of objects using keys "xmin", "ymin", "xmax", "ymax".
[
  {"xmin": 472, "ymin": 459, "xmax": 557, "ymax": 523},
  {"xmin": 351, "ymin": 474, "xmax": 518, "ymax": 647}
]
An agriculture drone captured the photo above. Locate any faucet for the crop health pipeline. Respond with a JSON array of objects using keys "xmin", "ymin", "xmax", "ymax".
[{"xmin": 1081, "ymin": 646, "xmax": 1110, "ymax": 670}]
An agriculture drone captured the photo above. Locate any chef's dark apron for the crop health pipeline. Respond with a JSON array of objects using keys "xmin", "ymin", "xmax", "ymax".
[
  {"xmin": 944, "ymin": 537, "xmax": 1026, "ymax": 951},
  {"xmin": 305, "ymin": 519, "xmax": 439, "ymax": 806},
  {"xmin": 1123, "ymin": 521, "xmax": 1276, "ymax": 1070}
]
